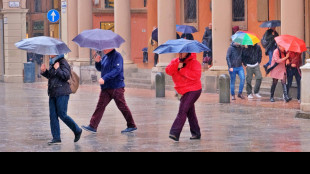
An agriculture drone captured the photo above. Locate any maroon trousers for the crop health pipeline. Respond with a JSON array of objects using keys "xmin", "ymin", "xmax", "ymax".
[
  {"xmin": 90, "ymin": 88, "xmax": 136, "ymax": 130},
  {"xmin": 170, "ymin": 89, "xmax": 202, "ymax": 138}
]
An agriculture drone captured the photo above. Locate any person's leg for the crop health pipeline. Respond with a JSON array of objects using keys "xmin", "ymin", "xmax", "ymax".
[
  {"xmin": 170, "ymin": 90, "xmax": 201, "ymax": 139},
  {"xmin": 49, "ymin": 97, "xmax": 61, "ymax": 141},
  {"xmin": 154, "ymin": 54, "xmax": 159, "ymax": 67},
  {"xmin": 295, "ymin": 69, "xmax": 301, "ymax": 100},
  {"xmin": 271, "ymin": 79, "xmax": 278, "ymax": 102},
  {"xmin": 246, "ymin": 66, "xmax": 254, "ymax": 96},
  {"xmin": 56, "ymin": 95, "xmax": 82, "ymax": 135},
  {"xmin": 281, "ymin": 75, "xmax": 291, "ymax": 102},
  {"xmin": 237, "ymin": 67, "xmax": 246, "ymax": 96},
  {"xmin": 112, "ymin": 88, "xmax": 137, "ymax": 129},
  {"xmin": 254, "ymin": 65, "xmax": 263, "ymax": 95},
  {"xmin": 286, "ymin": 67, "xmax": 293, "ymax": 96},
  {"xmin": 230, "ymin": 70, "xmax": 237, "ymax": 96},
  {"xmin": 89, "ymin": 90, "xmax": 113, "ymax": 130},
  {"xmin": 187, "ymin": 90, "xmax": 202, "ymax": 138}
]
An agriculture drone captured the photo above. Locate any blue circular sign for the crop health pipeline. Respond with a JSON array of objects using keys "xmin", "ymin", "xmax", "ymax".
[{"xmin": 47, "ymin": 9, "xmax": 60, "ymax": 23}]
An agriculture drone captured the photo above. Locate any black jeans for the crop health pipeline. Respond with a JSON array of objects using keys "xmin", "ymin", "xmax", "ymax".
[{"xmin": 287, "ymin": 67, "xmax": 301, "ymax": 100}]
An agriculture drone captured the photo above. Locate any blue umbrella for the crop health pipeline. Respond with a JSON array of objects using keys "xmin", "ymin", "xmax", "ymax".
[
  {"xmin": 260, "ymin": 20, "xmax": 281, "ymax": 28},
  {"xmin": 73, "ymin": 29, "xmax": 125, "ymax": 51},
  {"xmin": 176, "ymin": 25, "xmax": 198, "ymax": 34},
  {"xmin": 15, "ymin": 36, "xmax": 71, "ymax": 55},
  {"xmin": 153, "ymin": 39, "xmax": 210, "ymax": 54}
]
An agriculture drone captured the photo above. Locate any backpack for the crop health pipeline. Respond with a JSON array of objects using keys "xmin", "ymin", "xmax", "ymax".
[
  {"xmin": 69, "ymin": 70, "xmax": 80, "ymax": 94},
  {"xmin": 261, "ymin": 32, "xmax": 269, "ymax": 49}
]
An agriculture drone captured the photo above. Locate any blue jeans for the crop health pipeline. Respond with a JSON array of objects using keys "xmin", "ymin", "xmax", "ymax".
[
  {"xmin": 229, "ymin": 67, "xmax": 245, "ymax": 96},
  {"xmin": 265, "ymin": 47, "xmax": 276, "ymax": 67},
  {"xmin": 49, "ymin": 95, "xmax": 81, "ymax": 141}
]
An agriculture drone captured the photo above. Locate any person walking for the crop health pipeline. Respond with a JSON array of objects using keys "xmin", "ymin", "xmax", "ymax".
[
  {"xmin": 202, "ymin": 23, "xmax": 213, "ymax": 67},
  {"xmin": 262, "ymin": 27, "xmax": 279, "ymax": 72},
  {"xmin": 269, "ymin": 46, "xmax": 291, "ymax": 103},
  {"xmin": 166, "ymin": 53, "xmax": 202, "ymax": 142},
  {"xmin": 82, "ymin": 49, "xmax": 137, "ymax": 134},
  {"xmin": 226, "ymin": 42, "xmax": 246, "ymax": 100},
  {"xmin": 286, "ymin": 52, "xmax": 302, "ymax": 103},
  {"xmin": 41, "ymin": 54, "xmax": 82, "ymax": 145},
  {"xmin": 242, "ymin": 44, "xmax": 263, "ymax": 99}
]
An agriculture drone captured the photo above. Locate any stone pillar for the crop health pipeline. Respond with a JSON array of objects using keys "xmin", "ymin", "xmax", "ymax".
[
  {"xmin": 211, "ymin": 0, "xmax": 232, "ymax": 71},
  {"xmin": 156, "ymin": 0, "xmax": 176, "ymax": 68},
  {"xmin": 1, "ymin": 0, "xmax": 28, "ymax": 83},
  {"xmin": 114, "ymin": 0, "xmax": 133, "ymax": 64},
  {"xmin": 281, "ymin": 0, "xmax": 305, "ymax": 39},
  {"xmin": 77, "ymin": 0, "xmax": 92, "ymax": 64},
  {"xmin": 64, "ymin": 0, "xmax": 78, "ymax": 62},
  {"xmin": 301, "ymin": 60, "xmax": 310, "ymax": 112}
]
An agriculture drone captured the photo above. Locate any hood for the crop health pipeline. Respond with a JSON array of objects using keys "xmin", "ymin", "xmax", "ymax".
[
  {"xmin": 183, "ymin": 53, "xmax": 197, "ymax": 63},
  {"xmin": 50, "ymin": 54, "xmax": 65, "ymax": 65}
]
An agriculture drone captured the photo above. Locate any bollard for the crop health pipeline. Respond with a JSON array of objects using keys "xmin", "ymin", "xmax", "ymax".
[
  {"xmin": 24, "ymin": 62, "xmax": 36, "ymax": 83},
  {"xmin": 155, "ymin": 72, "xmax": 165, "ymax": 98},
  {"xmin": 219, "ymin": 74, "xmax": 230, "ymax": 103}
]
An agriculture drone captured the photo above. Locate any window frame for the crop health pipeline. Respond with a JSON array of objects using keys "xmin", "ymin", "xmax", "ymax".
[
  {"xmin": 232, "ymin": 0, "xmax": 248, "ymax": 30},
  {"xmin": 180, "ymin": 0, "xmax": 199, "ymax": 30}
]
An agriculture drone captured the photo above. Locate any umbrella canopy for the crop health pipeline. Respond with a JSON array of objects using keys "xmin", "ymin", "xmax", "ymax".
[
  {"xmin": 152, "ymin": 28, "xmax": 158, "ymax": 42},
  {"xmin": 15, "ymin": 36, "xmax": 71, "ymax": 55},
  {"xmin": 275, "ymin": 35, "xmax": 307, "ymax": 53},
  {"xmin": 176, "ymin": 25, "xmax": 198, "ymax": 34},
  {"xmin": 153, "ymin": 39, "xmax": 210, "ymax": 54},
  {"xmin": 232, "ymin": 31, "xmax": 261, "ymax": 46},
  {"xmin": 260, "ymin": 20, "xmax": 281, "ymax": 28},
  {"xmin": 73, "ymin": 29, "xmax": 125, "ymax": 51}
]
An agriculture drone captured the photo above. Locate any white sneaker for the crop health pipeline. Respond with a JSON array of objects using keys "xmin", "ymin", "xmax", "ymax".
[
  {"xmin": 248, "ymin": 94, "xmax": 254, "ymax": 99},
  {"xmin": 254, "ymin": 93, "xmax": 262, "ymax": 98}
]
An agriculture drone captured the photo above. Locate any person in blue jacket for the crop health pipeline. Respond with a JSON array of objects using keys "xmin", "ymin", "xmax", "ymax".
[{"xmin": 82, "ymin": 49, "xmax": 137, "ymax": 134}]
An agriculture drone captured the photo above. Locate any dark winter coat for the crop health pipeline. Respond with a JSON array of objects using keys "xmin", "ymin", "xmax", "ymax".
[
  {"xmin": 242, "ymin": 44, "xmax": 262, "ymax": 65},
  {"xmin": 41, "ymin": 55, "xmax": 72, "ymax": 98},
  {"xmin": 226, "ymin": 43, "xmax": 244, "ymax": 69}
]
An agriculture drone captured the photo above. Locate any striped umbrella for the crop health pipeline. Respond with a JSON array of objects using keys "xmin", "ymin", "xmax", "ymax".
[{"xmin": 232, "ymin": 31, "xmax": 261, "ymax": 46}]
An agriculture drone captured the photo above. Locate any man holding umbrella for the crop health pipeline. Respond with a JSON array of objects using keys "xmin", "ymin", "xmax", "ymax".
[
  {"xmin": 73, "ymin": 29, "xmax": 137, "ymax": 134},
  {"xmin": 260, "ymin": 20, "xmax": 281, "ymax": 72}
]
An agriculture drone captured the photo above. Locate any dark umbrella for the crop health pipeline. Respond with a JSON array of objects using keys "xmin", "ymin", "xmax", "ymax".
[
  {"xmin": 153, "ymin": 39, "xmax": 210, "ymax": 54},
  {"xmin": 152, "ymin": 28, "xmax": 158, "ymax": 42},
  {"xmin": 15, "ymin": 36, "xmax": 71, "ymax": 55},
  {"xmin": 176, "ymin": 25, "xmax": 198, "ymax": 34},
  {"xmin": 260, "ymin": 20, "xmax": 281, "ymax": 28},
  {"xmin": 73, "ymin": 29, "xmax": 125, "ymax": 51}
]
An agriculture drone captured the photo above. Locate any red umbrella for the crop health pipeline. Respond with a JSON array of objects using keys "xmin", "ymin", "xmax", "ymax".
[{"xmin": 275, "ymin": 35, "xmax": 307, "ymax": 53}]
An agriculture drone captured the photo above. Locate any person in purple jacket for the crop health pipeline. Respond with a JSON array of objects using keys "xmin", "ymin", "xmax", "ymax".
[{"xmin": 82, "ymin": 49, "xmax": 137, "ymax": 134}]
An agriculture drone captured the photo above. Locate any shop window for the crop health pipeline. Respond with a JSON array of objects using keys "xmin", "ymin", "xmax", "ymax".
[
  {"xmin": 101, "ymin": 22, "xmax": 115, "ymax": 32},
  {"xmin": 232, "ymin": 0, "xmax": 248, "ymax": 30},
  {"xmin": 105, "ymin": 0, "xmax": 114, "ymax": 8}
]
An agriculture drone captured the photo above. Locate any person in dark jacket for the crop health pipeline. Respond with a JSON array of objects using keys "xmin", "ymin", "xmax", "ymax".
[
  {"xmin": 202, "ymin": 23, "xmax": 213, "ymax": 65},
  {"xmin": 82, "ymin": 49, "xmax": 137, "ymax": 134},
  {"xmin": 262, "ymin": 28, "xmax": 279, "ymax": 72},
  {"xmin": 181, "ymin": 33, "xmax": 194, "ymax": 40},
  {"xmin": 226, "ymin": 42, "xmax": 245, "ymax": 100},
  {"xmin": 242, "ymin": 44, "xmax": 263, "ymax": 99},
  {"xmin": 41, "ymin": 55, "xmax": 82, "ymax": 145},
  {"xmin": 286, "ymin": 52, "xmax": 302, "ymax": 103}
]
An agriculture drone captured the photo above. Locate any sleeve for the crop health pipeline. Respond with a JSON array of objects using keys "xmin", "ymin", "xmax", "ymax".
[
  {"xmin": 55, "ymin": 60, "xmax": 71, "ymax": 81},
  {"xmin": 166, "ymin": 58, "xmax": 180, "ymax": 76},
  {"xmin": 95, "ymin": 62, "xmax": 102, "ymax": 72},
  {"xmin": 41, "ymin": 70, "xmax": 50, "ymax": 79},
  {"xmin": 102, "ymin": 55, "xmax": 123, "ymax": 81},
  {"xmin": 258, "ymin": 45, "xmax": 263, "ymax": 64},
  {"xmin": 226, "ymin": 47, "xmax": 232, "ymax": 68},
  {"xmin": 178, "ymin": 61, "xmax": 202, "ymax": 81}
]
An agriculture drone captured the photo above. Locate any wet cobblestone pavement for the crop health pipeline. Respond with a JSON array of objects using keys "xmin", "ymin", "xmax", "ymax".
[{"xmin": 0, "ymin": 82, "xmax": 309, "ymax": 152}]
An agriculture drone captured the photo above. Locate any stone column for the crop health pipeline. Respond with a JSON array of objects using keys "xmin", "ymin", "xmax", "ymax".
[
  {"xmin": 301, "ymin": 60, "xmax": 310, "ymax": 112},
  {"xmin": 77, "ymin": 0, "xmax": 92, "ymax": 64},
  {"xmin": 1, "ymin": 0, "xmax": 28, "ymax": 83},
  {"xmin": 156, "ymin": 0, "xmax": 176, "ymax": 68},
  {"xmin": 211, "ymin": 0, "xmax": 232, "ymax": 71},
  {"xmin": 114, "ymin": 0, "xmax": 133, "ymax": 64},
  {"xmin": 281, "ymin": 0, "xmax": 305, "ymax": 39},
  {"xmin": 64, "ymin": 0, "xmax": 78, "ymax": 62}
]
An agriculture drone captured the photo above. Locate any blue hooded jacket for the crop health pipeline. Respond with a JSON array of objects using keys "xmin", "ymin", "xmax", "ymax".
[{"xmin": 95, "ymin": 49, "xmax": 125, "ymax": 90}]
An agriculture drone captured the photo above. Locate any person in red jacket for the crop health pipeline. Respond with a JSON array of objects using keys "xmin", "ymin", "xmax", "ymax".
[{"xmin": 166, "ymin": 53, "xmax": 202, "ymax": 142}]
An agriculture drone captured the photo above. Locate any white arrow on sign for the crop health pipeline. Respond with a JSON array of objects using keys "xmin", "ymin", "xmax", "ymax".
[{"xmin": 51, "ymin": 11, "xmax": 57, "ymax": 22}]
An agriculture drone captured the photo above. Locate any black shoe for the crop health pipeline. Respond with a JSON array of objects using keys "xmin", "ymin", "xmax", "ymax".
[
  {"xmin": 190, "ymin": 136, "xmax": 201, "ymax": 140},
  {"xmin": 74, "ymin": 129, "xmax": 83, "ymax": 143},
  {"xmin": 270, "ymin": 98, "xmax": 275, "ymax": 103},
  {"xmin": 282, "ymin": 84, "xmax": 292, "ymax": 103},
  {"xmin": 48, "ymin": 139, "xmax": 62, "ymax": 146},
  {"xmin": 169, "ymin": 134, "xmax": 179, "ymax": 142}
]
